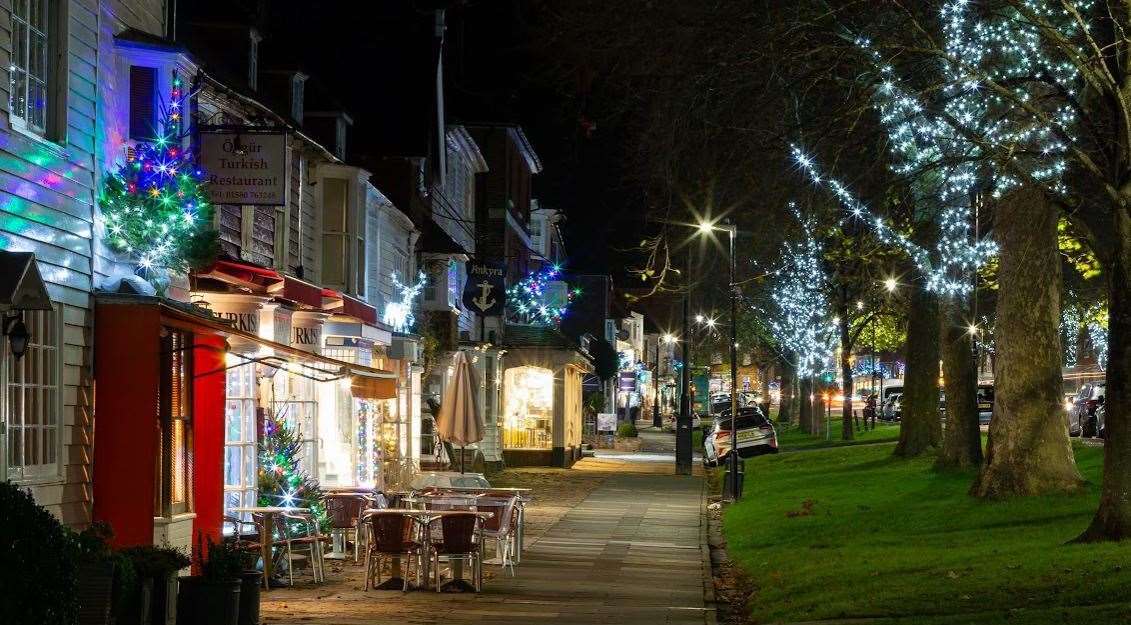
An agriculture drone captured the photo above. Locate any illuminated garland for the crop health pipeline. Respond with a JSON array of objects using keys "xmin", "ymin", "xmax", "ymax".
[
  {"xmin": 769, "ymin": 205, "xmax": 837, "ymax": 378},
  {"xmin": 506, "ymin": 264, "xmax": 579, "ymax": 325},
  {"xmin": 257, "ymin": 407, "xmax": 326, "ymax": 529},
  {"xmin": 383, "ymin": 271, "xmax": 427, "ymax": 332},
  {"xmin": 100, "ymin": 73, "xmax": 212, "ymax": 278},
  {"xmin": 1063, "ymin": 301, "xmax": 1108, "ymax": 369}
]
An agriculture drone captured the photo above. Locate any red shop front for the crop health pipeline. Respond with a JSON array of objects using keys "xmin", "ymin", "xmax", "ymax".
[{"xmin": 92, "ymin": 294, "xmax": 237, "ymax": 560}]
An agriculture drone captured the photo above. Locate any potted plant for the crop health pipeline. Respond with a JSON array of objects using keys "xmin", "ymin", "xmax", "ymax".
[
  {"xmin": 0, "ymin": 480, "xmax": 78, "ymax": 625},
  {"xmin": 614, "ymin": 422, "xmax": 643, "ymax": 451},
  {"xmin": 118, "ymin": 545, "xmax": 190, "ymax": 625},
  {"xmin": 73, "ymin": 522, "xmax": 125, "ymax": 625},
  {"xmin": 237, "ymin": 550, "xmax": 264, "ymax": 625},
  {"xmin": 177, "ymin": 535, "xmax": 242, "ymax": 625}
]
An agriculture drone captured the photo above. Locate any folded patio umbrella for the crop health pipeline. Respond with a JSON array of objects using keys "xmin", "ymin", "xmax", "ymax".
[{"xmin": 435, "ymin": 350, "xmax": 484, "ymax": 472}]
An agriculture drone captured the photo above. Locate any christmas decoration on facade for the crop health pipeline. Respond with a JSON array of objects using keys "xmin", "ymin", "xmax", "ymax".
[
  {"xmin": 506, "ymin": 264, "xmax": 578, "ymax": 325},
  {"xmin": 382, "ymin": 271, "xmax": 427, "ymax": 333},
  {"xmin": 99, "ymin": 73, "xmax": 214, "ymax": 283}
]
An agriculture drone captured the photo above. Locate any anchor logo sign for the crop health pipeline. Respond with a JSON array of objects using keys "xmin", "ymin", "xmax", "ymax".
[{"xmin": 472, "ymin": 281, "xmax": 496, "ymax": 311}]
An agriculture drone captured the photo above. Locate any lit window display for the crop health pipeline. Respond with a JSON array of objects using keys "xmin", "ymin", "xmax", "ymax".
[
  {"xmin": 504, "ymin": 366, "xmax": 554, "ymax": 449},
  {"xmin": 355, "ymin": 397, "xmax": 401, "ymax": 488}
]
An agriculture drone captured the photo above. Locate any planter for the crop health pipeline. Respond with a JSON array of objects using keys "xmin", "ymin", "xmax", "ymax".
[
  {"xmin": 118, "ymin": 576, "xmax": 153, "ymax": 625},
  {"xmin": 176, "ymin": 576, "xmax": 241, "ymax": 625},
  {"xmin": 612, "ymin": 437, "xmax": 643, "ymax": 452},
  {"xmin": 149, "ymin": 572, "xmax": 179, "ymax": 625},
  {"xmin": 76, "ymin": 560, "xmax": 116, "ymax": 625},
  {"xmin": 238, "ymin": 571, "xmax": 262, "ymax": 625}
]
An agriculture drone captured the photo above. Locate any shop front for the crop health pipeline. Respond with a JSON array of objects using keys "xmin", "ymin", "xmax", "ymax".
[{"xmin": 500, "ymin": 326, "xmax": 593, "ymax": 467}]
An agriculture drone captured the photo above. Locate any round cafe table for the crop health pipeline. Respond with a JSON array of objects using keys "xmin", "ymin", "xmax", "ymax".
[
  {"xmin": 229, "ymin": 506, "xmax": 312, "ymax": 588},
  {"xmin": 361, "ymin": 508, "xmax": 493, "ymax": 591}
]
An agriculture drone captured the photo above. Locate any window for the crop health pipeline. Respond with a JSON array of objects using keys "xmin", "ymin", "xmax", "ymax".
[
  {"xmin": 10, "ymin": 0, "xmax": 64, "ymax": 138},
  {"xmin": 156, "ymin": 330, "xmax": 193, "ymax": 516},
  {"xmin": 321, "ymin": 178, "xmax": 349, "ymax": 289},
  {"xmin": 446, "ymin": 260, "xmax": 460, "ymax": 308},
  {"xmin": 4, "ymin": 306, "xmax": 61, "ymax": 481},
  {"xmin": 224, "ymin": 362, "xmax": 257, "ymax": 522},
  {"xmin": 128, "ymin": 66, "xmax": 156, "ymax": 141}
]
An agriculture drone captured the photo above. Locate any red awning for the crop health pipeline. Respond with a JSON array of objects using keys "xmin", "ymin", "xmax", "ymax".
[
  {"xmin": 196, "ymin": 260, "xmax": 283, "ymax": 291},
  {"xmin": 339, "ymin": 294, "xmax": 378, "ymax": 325},
  {"xmin": 274, "ymin": 275, "xmax": 324, "ymax": 309}
]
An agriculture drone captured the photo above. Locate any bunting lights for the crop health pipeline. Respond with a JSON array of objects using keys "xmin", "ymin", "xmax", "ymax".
[
  {"xmin": 383, "ymin": 271, "xmax": 427, "ymax": 333},
  {"xmin": 100, "ymin": 73, "xmax": 212, "ymax": 279},
  {"xmin": 506, "ymin": 264, "xmax": 579, "ymax": 326}
]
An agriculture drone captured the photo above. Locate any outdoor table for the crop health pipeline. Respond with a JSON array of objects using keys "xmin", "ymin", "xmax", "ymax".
[
  {"xmin": 230, "ymin": 506, "xmax": 312, "ymax": 588},
  {"xmin": 428, "ymin": 488, "xmax": 532, "ymax": 563},
  {"xmin": 361, "ymin": 508, "xmax": 493, "ymax": 591}
]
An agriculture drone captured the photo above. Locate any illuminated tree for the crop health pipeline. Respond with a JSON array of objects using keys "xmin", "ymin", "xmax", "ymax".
[{"xmin": 258, "ymin": 407, "xmax": 326, "ymax": 529}]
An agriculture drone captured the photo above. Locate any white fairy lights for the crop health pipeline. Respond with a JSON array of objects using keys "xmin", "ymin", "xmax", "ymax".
[{"xmin": 769, "ymin": 204, "xmax": 837, "ymax": 377}]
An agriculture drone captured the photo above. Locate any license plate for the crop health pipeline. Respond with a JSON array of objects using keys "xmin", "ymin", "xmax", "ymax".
[{"xmin": 737, "ymin": 430, "xmax": 761, "ymax": 444}]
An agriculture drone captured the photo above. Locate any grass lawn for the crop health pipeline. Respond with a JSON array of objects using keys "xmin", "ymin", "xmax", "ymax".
[
  {"xmin": 774, "ymin": 421, "xmax": 902, "ymax": 450},
  {"xmin": 725, "ymin": 442, "xmax": 1131, "ymax": 624}
]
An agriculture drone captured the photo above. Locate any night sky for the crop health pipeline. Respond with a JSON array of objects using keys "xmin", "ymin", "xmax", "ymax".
[{"xmin": 182, "ymin": 0, "xmax": 642, "ymax": 280}]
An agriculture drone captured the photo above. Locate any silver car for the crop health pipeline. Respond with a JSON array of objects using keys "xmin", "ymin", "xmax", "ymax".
[{"xmin": 702, "ymin": 407, "xmax": 778, "ymax": 467}]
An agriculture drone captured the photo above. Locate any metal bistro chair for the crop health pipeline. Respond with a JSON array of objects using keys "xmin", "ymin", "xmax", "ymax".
[
  {"xmin": 477, "ymin": 497, "xmax": 518, "ymax": 576},
  {"xmin": 223, "ymin": 515, "xmax": 266, "ymax": 586},
  {"xmin": 363, "ymin": 512, "xmax": 424, "ymax": 592},
  {"xmin": 429, "ymin": 512, "xmax": 484, "ymax": 592},
  {"xmin": 278, "ymin": 511, "xmax": 326, "ymax": 585},
  {"xmin": 324, "ymin": 494, "xmax": 369, "ymax": 562}
]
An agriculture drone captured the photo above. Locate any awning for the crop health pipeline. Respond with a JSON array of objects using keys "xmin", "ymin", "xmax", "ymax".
[
  {"xmin": 339, "ymin": 294, "xmax": 378, "ymax": 325},
  {"xmin": 196, "ymin": 259, "xmax": 283, "ymax": 291},
  {"xmin": 351, "ymin": 372, "xmax": 397, "ymax": 400},
  {"xmin": 0, "ymin": 251, "xmax": 52, "ymax": 312},
  {"xmin": 272, "ymin": 275, "xmax": 325, "ymax": 309}
]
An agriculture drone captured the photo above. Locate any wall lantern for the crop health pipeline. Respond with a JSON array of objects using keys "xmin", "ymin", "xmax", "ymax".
[{"xmin": 0, "ymin": 251, "xmax": 52, "ymax": 360}]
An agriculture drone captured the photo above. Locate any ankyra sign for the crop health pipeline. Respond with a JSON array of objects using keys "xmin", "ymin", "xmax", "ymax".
[{"xmin": 200, "ymin": 131, "xmax": 288, "ymax": 206}]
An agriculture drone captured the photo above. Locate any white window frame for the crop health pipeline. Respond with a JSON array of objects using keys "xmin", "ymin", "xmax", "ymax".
[
  {"xmin": 2, "ymin": 304, "xmax": 63, "ymax": 483},
  {"xmin": 223, "ymin": 364, "xmax": 258, "ymax": 522},
  {"xmin": 9, "ymin": 0, "xmax": 49, "ymax": 136}
]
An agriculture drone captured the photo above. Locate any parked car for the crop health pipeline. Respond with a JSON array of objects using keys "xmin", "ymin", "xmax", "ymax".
[
  {"xmin": 882, "ymin": 393, "xmax": 902, "ymax": 421},
  {"xmin": 1068, "ymin": 381, "xmax": 1105, "ymax": 437},
  {"xmin": 976, "ymin": 384, "xmax": 994, "ymax": 424},
  {"xmin": 1096, "ymin": 403, "xmax": 1107, "ymax": 439},
  {"xmin": 410, "ymin": 471, "xmax": 491, "ymax": 490},
  {"xmin": 703, "ymin": 406, "xmax": 778, "ymax": 467}
]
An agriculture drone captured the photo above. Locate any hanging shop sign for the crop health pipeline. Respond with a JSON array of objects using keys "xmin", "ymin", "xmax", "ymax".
[
  {"xmin": 199, "ymin": 129, "xmax": 289, "ymax": 206},
  {"xmin": 618, "ymin": 371, "xmax": 637, "ymax": 392},
  {"xmin": 463, "ymin": 259, "xmax": 506, "ymax": 316}
]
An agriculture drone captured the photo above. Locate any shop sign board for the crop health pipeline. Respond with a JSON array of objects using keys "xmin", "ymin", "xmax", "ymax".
[
  {"xmin": 463, "ymin": 259, "xmax": 506, "ymax": 316},
  {"xmin": 618, "ymin": 371, "xmax": 637, "ymax": 392},
  {"xmin": 200, "ymin": 130, "xmax": 288, "ymax": 206},
  {"xmin": 290, "ymin": 311, "xmax": 326, "ymax": 355},
  {"xmin": 596, "ymin": 413, "xmax": 617, "ymax": 433}
]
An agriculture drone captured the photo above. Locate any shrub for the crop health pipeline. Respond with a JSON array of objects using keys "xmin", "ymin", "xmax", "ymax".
[
  {"xmin": 617, "ymin": 422, "xmax": 639, "ymax": 438},
  {"xmin": 120, "ymin": 545, "xmax": 191, "ymax": 578},
  {"xmin": 0, "ymin": 480, "xmax": 78, "ymax": 625},
  {"xmin": 197, "ymin": 534, "xmax": 243, "ymax": 581}
]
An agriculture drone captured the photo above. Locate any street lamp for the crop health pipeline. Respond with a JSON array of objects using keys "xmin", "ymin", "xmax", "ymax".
[
  {"xmin": 697, "ymin": 218, "xmax": 740, "ymax": 500},
  {"xmin": 883, "ymin": 277, "xmax": 898, "ymax": 293}
]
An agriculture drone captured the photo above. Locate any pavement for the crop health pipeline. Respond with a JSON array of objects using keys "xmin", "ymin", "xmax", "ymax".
[{"xmin": 260, "ymin": 437, "xmax": 711, "ymax": 625}]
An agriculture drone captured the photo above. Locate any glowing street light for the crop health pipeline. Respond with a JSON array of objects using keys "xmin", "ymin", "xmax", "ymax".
[
  {"xmin": 662, "ymin": 333, "xmax": 677, "ymax": 344},
  {"xmin": 695, "ymin": 313, "xmax": 705, "ymax": 324},
  {"xmin": 883, "ymin": 277, "xmax": 898, "ymax": 293}
]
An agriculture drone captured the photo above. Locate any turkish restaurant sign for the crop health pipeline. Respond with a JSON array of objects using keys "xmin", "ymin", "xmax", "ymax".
[{"xmin": 200, "ymin": 129, "xmax": 288, "ymax": 206}]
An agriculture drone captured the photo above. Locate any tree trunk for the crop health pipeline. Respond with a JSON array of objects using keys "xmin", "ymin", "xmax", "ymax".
[
  {"xmin": 799, "ymin": 376, "xmax": 813, "ymax": 433},
  {"xmin": 778, "ymin": 355, "xmax": 795, "ymax": 424},
  {"xmin": 972, "ymin": 187, "xmax": 1083, "ymax": 497},
  {"xmin": 839, "ymin": 307, "xmax": 855, "ymax": 440},
  {"xmin": 894, "ymin": 283, "xmax": 942, "ymax": 457},
  {"xmin": 938, "ymin": 296, "xmax": 982, "ymax": 469},
  {"xmin": 1077, "ymin": 206, "xmax": 1131, "ymax": 539}
]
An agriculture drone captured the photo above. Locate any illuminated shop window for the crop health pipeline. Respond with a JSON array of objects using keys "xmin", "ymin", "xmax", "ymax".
[{"xmin": 503, "ymin": 366, "xmax": 553, "ymax": 449}]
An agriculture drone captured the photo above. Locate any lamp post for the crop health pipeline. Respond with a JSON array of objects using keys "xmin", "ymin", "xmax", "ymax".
[
  {"xmin": 677, "ymin": 249, "xmax": 692, "ymax": 475},
  {"xmin": 698, "ymin": 219, "xmax": 740, "ymax": 500},
  {"xmin": 653, "ymin": 337, "xmax": 663, "ymax": 428}
]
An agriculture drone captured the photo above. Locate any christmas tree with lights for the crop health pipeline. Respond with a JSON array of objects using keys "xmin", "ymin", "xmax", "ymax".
[
  {"xmin": 100, "ymin": 72, "xmax": 217, "ymax": 286},
  {"xmin": 257, "ymin": 407, "xmax": 326, "ymax": 527},
  {"xmin": 506, "ymin": 265, "xmax": 580, "ymax": 325}
]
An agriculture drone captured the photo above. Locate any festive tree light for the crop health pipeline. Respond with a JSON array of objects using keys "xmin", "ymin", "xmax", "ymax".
[
  {"xmin": 768, "ymin": 204, "xmax": 837, "ymax": 378},
  {"xmin": 258, "ymin": 406, "xmax": 326, "ymax": 529},
  {"xmin": 506, "ymin": 265, "xmax": 576, "ymax": 325},
  {"xmin": 383, "ymin": 271, "xmax": 427, "ymax": 332},
  {"xmin": 100, "ymin": 73, "xmax": 212, "ymax": 282}
]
